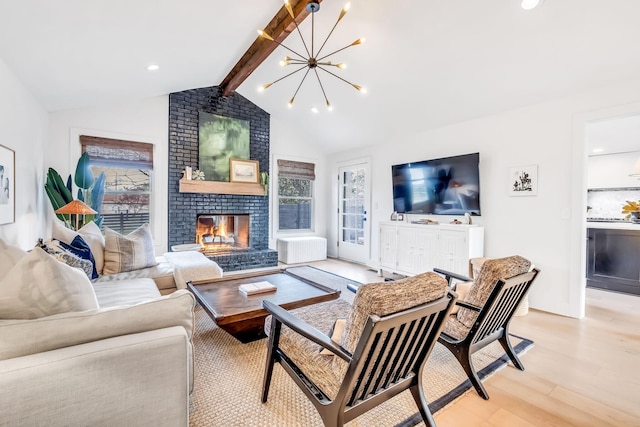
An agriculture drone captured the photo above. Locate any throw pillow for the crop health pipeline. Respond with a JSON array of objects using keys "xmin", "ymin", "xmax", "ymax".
[
  {"xmin": 0, "ymin": 243, "xmax": 27, "ymax": 281},
  {"xmin": 103, "ymin": 224, "xmax": 158, "ymax": 275},
  {"xmin": 58, "ymin": 235, "xmax": 98, "ymax": 279},
  {"xmin": 52, "ymin": 218, "xmax": 105, "ymax": 275},
  {"xmin": 319, "ymin": 318, "xmax": 346, "ymax": 355},
  {"xmin": 449, "ymin": 281, "xmax": 473, "ymax": 315},
  {"xmin": 38, "ymin": 239, "xmax": 95, "ymax": 280},
  {"xmin": 0, "ymin": 247, "xmax": 99, "ymax": 319}
]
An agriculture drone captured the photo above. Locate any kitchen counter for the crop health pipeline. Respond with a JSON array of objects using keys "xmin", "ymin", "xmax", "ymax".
[{"xmin": 586, "ymin": 221, "xmax": 640, "ymax": 230}]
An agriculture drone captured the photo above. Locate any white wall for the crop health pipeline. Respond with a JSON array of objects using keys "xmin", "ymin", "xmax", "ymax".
[
  {"xmin": 0, "ymin": 58, "xmax": 48, "ymax": 249},
  {"xmin": 46, "ymin": 97, "xmax": 169, "ymax": 253},
  {"xmin": 328, "ymin": 77, "xmax": 640, "ymax": 319},
  {"xmin": 268, "ymin": 115, "xmax": 328, "ymax": 248}
]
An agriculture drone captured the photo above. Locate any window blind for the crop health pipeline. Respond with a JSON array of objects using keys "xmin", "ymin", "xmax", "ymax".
[
  {"xmin": 80, "ymin": 135, "xmax": 154, "ymax": 169},
  {"xmin": 277, "ymin": 159, "xmax": 316, "ymax": 180}
]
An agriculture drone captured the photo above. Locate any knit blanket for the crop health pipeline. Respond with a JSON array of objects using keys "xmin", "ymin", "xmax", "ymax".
[{"xmin": 162, "ymin": 251, "xmax": 223, "ymax": 288}]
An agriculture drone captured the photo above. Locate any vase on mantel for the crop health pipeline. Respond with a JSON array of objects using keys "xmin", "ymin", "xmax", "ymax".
[{"xmin": 631, "ymin": 212, "xmax": 640, "ymax": 224}]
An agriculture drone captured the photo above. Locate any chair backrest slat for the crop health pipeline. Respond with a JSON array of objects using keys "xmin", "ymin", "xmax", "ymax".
[
  {"xmin": 472, "ymin": 273, "xmax": 534, "ymax": 344},
  {"xmin": 345, "ymin": 295, "xmax": 453, "ymax": 407},
  {"xmin": 390, "ymin": 317, "xmax": 426, "ymax": 384}
]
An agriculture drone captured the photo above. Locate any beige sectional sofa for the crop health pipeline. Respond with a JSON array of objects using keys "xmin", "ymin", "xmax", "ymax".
[{"xmin": 0, "ymin": 237, "xmax": 197, "ymax": 426}]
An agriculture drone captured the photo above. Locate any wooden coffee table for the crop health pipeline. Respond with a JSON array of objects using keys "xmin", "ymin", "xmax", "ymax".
[{"xmin": 186, "ymin": 269, "xmax": 341, "ymax": 342}]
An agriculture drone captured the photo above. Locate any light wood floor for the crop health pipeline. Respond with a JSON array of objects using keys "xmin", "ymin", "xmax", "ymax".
[{"xmin": 306, "ymin": 258, "xmax": 640, "ymax": 427}]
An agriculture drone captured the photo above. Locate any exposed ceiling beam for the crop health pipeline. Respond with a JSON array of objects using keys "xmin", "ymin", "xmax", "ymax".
[{"xmin": 220, "ymin": 0, "xmax": 322, "ymax": 97}]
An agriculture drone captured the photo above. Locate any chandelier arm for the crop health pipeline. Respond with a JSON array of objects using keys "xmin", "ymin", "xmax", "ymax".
[
  {"xmin": 317, "ymin": 42, "xmax": 359, "ymax": 62},
  {"xmin": 265, "ymin": 65, "xmax": 309, "ymax": 88},
  {"xmin": 263, "ymin": 36, "xmax": 307, "ymax": 61},
  {"xmin": 290, "ymin": 14, "xmax": 312, "ymax": 58},
  {"xmin": 290, "ymin": 68, "xmax": 312, "ymax": 104},
  {"xmin": 315, "ymin": 11, "xmax": 347, "ymax": 59},
  {"xmin": 317, "ymin": 66, "xmax": 360, "ymax": 89},
  {"xmin": 313, "ymin": 68, "xmax": 331, "ymax": 107}
]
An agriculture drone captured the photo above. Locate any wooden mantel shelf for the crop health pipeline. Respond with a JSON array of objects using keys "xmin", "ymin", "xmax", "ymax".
[{"xmin": 179, "ymin": 179, "xmax": 266, "ymax": 196}]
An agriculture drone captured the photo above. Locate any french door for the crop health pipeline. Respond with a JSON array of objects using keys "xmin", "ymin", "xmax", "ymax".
[{"xmin": 338, "ymin": 161, "xmax": 371, "ymax": 264}]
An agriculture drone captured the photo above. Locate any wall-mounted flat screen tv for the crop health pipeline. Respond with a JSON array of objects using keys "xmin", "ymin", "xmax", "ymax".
[{"xmin": 392, "ymin": 152, "xmax": 481, "ymax": 215}]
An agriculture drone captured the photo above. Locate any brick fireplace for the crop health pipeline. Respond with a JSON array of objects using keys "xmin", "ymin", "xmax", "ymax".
[{"xmin": 167, "ymin": 86, "xmax": 278, "ymax": 271}]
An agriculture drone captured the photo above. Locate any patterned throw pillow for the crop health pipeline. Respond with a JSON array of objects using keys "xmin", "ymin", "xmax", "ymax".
[
  {"xmin": 103, "ymin": 224, "xmax": 158, "ymax": 275},
  {"xmin": 58, "ymin": 236, "xmax": 98, "ymax": 279},
  {"xmin": 38, "ymin": 240, "xmax": 95, "ymax": 280},
  {"xmin": 52, "ymin": 219, "xmax": 105, "ymax": 275}
]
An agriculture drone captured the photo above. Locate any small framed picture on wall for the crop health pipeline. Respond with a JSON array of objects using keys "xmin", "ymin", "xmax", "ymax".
[
  {"xmin": 0, "ymin": 144, "xmax": 15, "ymax": 224},
  {"xmin": 508, "ymin": 164, "xmax": 538, "ymax": 196},
  {"xmin": 229, "ymin": 158, "xmax": 259, "ymax": 183}
]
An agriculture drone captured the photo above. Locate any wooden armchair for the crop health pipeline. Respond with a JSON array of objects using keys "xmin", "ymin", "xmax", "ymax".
[
  {"xmin": 434, "ymin": 255, "xmax": 539, "ymax": 400},
  {"xmin": 261, "ymin": 272, "xmax": 456, "ymax": 427}
]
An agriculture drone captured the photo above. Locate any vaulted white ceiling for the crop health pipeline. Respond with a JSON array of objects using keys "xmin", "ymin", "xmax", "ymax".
[{"xmin": 1, "ymin": 0, "xmax": 640, "ymax": 153}]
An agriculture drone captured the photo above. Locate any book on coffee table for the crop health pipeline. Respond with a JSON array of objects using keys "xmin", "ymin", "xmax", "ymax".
[{"xmin": 238, "ymin": 281, "xmax": 277, "ymax": 296}]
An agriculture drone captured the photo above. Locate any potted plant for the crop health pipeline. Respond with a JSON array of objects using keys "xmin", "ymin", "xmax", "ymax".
[
  {"xmin": 621, "ymin": 200, "xmax": 640, "ymax": 223},
  {"xmin": 45, "ymin": 152, "xmax": 106, "ymax": 229}
]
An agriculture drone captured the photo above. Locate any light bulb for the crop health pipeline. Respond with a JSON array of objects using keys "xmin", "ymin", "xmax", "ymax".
[
  {"xmin": 521, "ymin": 0, "xmax": 542, "ymax": 10},
  {"xmin": 336, "ymin": 63, "xmax": 347, "ymax": 69},
  {"xmin": 343, "ymin": 2, "xmax": 351, "ymax": 12}
]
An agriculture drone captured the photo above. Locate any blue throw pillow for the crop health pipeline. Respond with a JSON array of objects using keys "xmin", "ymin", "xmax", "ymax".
[{"xmin": 59, "ymin": 235, "xmax": 98, "ymax": 279}]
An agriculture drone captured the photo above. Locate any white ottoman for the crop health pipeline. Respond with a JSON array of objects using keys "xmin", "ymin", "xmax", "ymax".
[{"xmin": 277, "ymin": 236, "xmax": 327, "ymax": 264}]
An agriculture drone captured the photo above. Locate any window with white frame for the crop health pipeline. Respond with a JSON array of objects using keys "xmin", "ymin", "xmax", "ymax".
[
  {"xmin": 277, "ymin": 159, "xmax": 315, "ymax": 231},
  {"xmin": 80, "ymin": 135, "xmax": 153, "ymax": 234}
]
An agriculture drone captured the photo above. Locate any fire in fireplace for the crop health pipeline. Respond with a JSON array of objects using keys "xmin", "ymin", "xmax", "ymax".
[{"xmin": 196, "ymin": 214, "xmax": 250, "ymax": 251}]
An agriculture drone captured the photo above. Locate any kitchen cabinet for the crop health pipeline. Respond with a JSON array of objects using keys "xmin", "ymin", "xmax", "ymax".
[
  {"xmin": 587, "ymin": 227, "xmax": 640, "ymax": 295},
  {"xmin": 379, "ymin": 221, "xmax": 484, "ymax": 276}
]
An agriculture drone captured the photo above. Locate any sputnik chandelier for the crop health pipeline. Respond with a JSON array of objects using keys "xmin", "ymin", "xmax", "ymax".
[{"xmin": 258, "ymin": 0, "xmax": 365, "ymax": 110}]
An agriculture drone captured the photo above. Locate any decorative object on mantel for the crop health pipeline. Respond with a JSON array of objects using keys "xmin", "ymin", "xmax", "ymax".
[
  {"xmin": 260, "ymin": 172, "xmax": 269, "ymax": 195},
  {"xmin": 257, "ymin": 0, "xmax": 366, "ymax": 110},
  {"xmin": 183, "ymin": 166, "xmax": 192, "ymax": 180},
  {"xmin": 0, "ymin": 143, "xmax": 15, "ymax": 225},
  {"xmin": 230, "ymin": 159, "xmax": 259, "ymax": 183},
  {"xmin": 199, "ymin": 112, "xmax": 250, "ymax": 182},
  {"xmin": 192, "ymin": 169, "xmax": 205, "ymax": 181},
  {"xmin": 45, "ymin": 152, "xmax": 106, "ymax": 229},
  {"xmin": 621, "ymin": 200, "xmax": 640, "ymax": 223},
  {"xmin": 508, "ymin": 164, "xmax": 538, "ymax": 196},
  {"xmin": 465, "ymin": 212, "xmax": 473, "ymax": 225}
]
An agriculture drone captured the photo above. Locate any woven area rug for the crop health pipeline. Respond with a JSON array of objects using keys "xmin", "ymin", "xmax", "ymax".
[{"xmin": 189, "ymin": 267, "xmax": 533, "ymax": 426}]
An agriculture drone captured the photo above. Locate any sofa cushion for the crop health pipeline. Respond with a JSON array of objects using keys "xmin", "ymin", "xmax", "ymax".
[
  {"xmin": 93, "ymin": 278, "xmax": 161, "ymax": 308},
  {"xmin": 93, "ymin": 256, "xmax": 176, "ymax": 291},
  {"xmin": 53, "ymin": 218, "xmax": 105, "ymax": 275},
  {"xmin": 0, "ymin": 242, "xmax": 27, "ymax": 281},
  {"xmin": 103, "ymin": 224, "xmax": 157, "ymax": 275},
  {"xmin": 0, "ymin": 289, "xmax": 195, "ymax": 361},
  {"xmin": 0, "ymin": 248, "xmax": 99, "ymax": 319}
]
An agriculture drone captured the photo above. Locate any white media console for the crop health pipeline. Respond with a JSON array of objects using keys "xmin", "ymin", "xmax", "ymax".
[{"xmin": 379, "ymin": 221, "xmax": 484, "ymax": 277}]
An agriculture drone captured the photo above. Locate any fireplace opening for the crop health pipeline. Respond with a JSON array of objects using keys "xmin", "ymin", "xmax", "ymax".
[{"xmin": 196, "ymin": 214, "xmax": 250, "ymax": 252}]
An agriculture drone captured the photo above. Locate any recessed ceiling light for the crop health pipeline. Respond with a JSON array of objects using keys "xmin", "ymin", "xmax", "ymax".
[
  {"xmin": 147, "ymin": 64, "xmax": 159, "ymax": 71},
  {"xmin": 592, "ymin": 148, "xmax": 604, "ymax": 153},
  {"xmin": 521, "ymin": 0, "xmax": 543, "ymax": 10}
]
